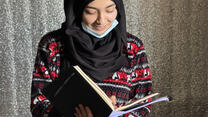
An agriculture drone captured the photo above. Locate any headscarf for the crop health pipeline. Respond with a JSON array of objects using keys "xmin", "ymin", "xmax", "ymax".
[{"xmin": 61, "ymin": 0, "xmax": 127, "ymax": 81}]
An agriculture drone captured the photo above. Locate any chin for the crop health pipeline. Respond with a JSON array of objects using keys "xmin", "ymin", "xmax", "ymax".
[
  {"xmin": 96, "ymin": 31, "xmax": 106, "ymax": 35},
  {"xmin": 92, "ymin": 24, "xmax": 112, "ymax": 35},
  {"xmin": 94, "ymin": 26, "xmax": 110, "ymax": 35}
]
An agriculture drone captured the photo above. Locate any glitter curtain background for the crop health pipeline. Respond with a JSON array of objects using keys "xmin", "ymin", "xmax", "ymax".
[{"xmin": 0, "ymin": 0, "xmax": 208, "ymax": 117}]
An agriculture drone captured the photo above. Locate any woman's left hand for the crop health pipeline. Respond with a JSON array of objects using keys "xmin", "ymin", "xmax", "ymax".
[{"xmin": 74, "ymin": 104, "xmax": 94, "ymax": 117}]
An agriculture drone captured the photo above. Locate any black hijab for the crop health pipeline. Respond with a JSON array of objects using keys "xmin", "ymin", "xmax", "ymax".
[{"xmin": 61, "ymin": 0, "xmax": 127, "ymax": 81}]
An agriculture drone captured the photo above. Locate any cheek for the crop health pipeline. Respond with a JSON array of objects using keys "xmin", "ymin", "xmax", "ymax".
[
  {"xmin": 82, "ymin": 14, "xmax": 97, "ymax": 26},
  {"xmin": 107, "ymin": 11, "xmax": 118, "ymax": 22}
]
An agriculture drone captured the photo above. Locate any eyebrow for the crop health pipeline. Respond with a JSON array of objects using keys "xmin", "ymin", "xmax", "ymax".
[{"xmin": 86, "ymin": 3, "xmax": 116, "ymax": 10}]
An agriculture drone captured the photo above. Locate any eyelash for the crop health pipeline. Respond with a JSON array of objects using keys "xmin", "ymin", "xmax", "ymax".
[
  {"xmin": 106, "ymin": 9, "xmax": 114, "ymax": 13},
  {"xmin": 106, "ymin": 6, "xmax": 116, "ymax": 13},
  {"xmin": 84, "ymin": 8, "xmax": 115, "ymax": 15},
  {"xmin": 85, "ymin": 10, "xmax": 96, "ymax": 15}
]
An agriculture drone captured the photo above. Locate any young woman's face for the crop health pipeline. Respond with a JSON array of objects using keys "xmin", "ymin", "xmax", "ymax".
[{"xmin": 82, "ymin": 0, "xmax": 117, "ymax": 35}]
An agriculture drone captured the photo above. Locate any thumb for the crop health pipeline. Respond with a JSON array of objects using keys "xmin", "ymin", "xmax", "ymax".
[{"xmin": 110, "ymin": 95, "xmax": 117, "ymax": 105}]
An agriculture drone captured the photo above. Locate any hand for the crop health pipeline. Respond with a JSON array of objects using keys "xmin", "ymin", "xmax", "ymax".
[
  {"xmin": 74, "ymin": 104, "xmax": 94, "ymax": 117},
  {"xmin": 110, "ymin": 95, "xmax": 118, "ymax": 109}
]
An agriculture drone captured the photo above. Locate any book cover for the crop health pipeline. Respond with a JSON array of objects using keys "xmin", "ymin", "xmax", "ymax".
[{"xmin": 42, "ymin": 66, "xmax": 112, "ymax": 117}]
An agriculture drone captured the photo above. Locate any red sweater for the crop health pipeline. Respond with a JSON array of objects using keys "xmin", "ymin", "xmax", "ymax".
[{"xmin": 31, "ymin": 30, "xmax": 152, "ymax": 117}]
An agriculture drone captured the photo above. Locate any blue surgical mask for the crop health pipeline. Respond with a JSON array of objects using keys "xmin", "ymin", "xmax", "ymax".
[{"xmin": 81, "ymin": 20, "xmax": 119, "ymax": 38}]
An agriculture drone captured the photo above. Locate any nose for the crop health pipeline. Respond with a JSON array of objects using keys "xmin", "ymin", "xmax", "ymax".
[{"xmin": 96, "ymin": 12, "xmax": 105, "ymax": 25}]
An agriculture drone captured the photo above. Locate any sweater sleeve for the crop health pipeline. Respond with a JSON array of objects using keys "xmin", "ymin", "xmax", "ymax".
[
  {"xmin": 124, "ymin": 35, "xmax": 152, "ymax": 117},
  {"xmin": 31, "ymin": 36, "xmax": 61, "ymax": 117}
]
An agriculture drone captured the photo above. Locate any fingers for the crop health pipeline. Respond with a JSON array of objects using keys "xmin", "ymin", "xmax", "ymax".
[
  {"xmin": 74, "ymin": 104, "xmax": 94, "ymax": 117},
  {"xmin": 75, "ymin": 106, "xmax": 82, "ymax": 117},
  {"xmin": 110, "ymin": 95, "xmax": 116, "ymax": 105},
  {"xmin": 85, "ymin": 106, "xmax": 93, "ymax": 117},
  {"xmin": 110, "ymin": 95, "xmax": 118, "ymax": 109},
  {"xmin": 79, "ymin": 104, "xmax": 88, "ymax": 117}
]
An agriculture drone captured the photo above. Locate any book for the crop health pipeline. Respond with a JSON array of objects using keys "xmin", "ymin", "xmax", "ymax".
[{"xmin": 42, "ymin": 65, "xmax": 170, "ymax": 117}]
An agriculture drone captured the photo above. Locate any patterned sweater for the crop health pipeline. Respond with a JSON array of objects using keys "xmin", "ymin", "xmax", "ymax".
[{"xmin": 31, "ymin": 30, "xmax": 152, "ymax": 117}]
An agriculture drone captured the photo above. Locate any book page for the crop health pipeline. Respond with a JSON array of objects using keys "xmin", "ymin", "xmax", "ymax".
[
  {"xmin": 109, "ymin": 96, "xmax": 170, "ymax": 117},
  {"xmin": 116, "ymin": 93, "xmax": 159, "ymax": 111}
]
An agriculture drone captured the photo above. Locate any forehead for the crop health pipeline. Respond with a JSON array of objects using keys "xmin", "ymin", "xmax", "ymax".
[{"xmin": 87, "ymin": 0, "xmax": 115, "ymax": 8}]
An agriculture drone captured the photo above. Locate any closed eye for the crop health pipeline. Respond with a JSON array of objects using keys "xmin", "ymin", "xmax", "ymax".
[
  {"xmin": 106, "ymin": 4, "xmax": 116, "ymax": 13},
  {"xmin": 84, "ymin": 8, "xmax": 96, "ymax": 14}
]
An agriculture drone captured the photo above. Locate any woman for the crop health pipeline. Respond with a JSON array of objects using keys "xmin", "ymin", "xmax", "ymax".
[{"xmin": 31, "ymin": 0, "xmax": 152, "ymax": 116}]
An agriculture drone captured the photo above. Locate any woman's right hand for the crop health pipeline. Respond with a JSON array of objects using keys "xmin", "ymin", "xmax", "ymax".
[{"xmin": 74, "ymin": 104, "xmax": 94, "ymax": 117}]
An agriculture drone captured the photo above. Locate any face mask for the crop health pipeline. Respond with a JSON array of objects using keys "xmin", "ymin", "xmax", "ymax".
[{"xmin": 81, "ymin": 20, "xmax": 119, "ymax": 38}]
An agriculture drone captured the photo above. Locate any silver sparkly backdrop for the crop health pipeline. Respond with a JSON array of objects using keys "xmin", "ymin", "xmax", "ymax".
[
  {"xmin": 0, "ymin": 0, "xmax": 64, "ymax": 116},
  {"xmin": 0, "ymin": 0, "xmax": 207, "ymax": 117}
]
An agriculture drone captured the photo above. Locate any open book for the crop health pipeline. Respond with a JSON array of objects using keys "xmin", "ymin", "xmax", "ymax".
[{"xmin": 42, "ymin": 65, "xmax": 170, "ymax": 117}]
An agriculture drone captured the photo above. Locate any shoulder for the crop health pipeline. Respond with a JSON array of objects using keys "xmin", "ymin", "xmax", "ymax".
[
  {"xmin": 37, "ymin": 29, "xmax": 64, "ymax": 54},
  {"xmin": 126, "ymin": 32, "xmax": 145, "ymax": 51}
]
